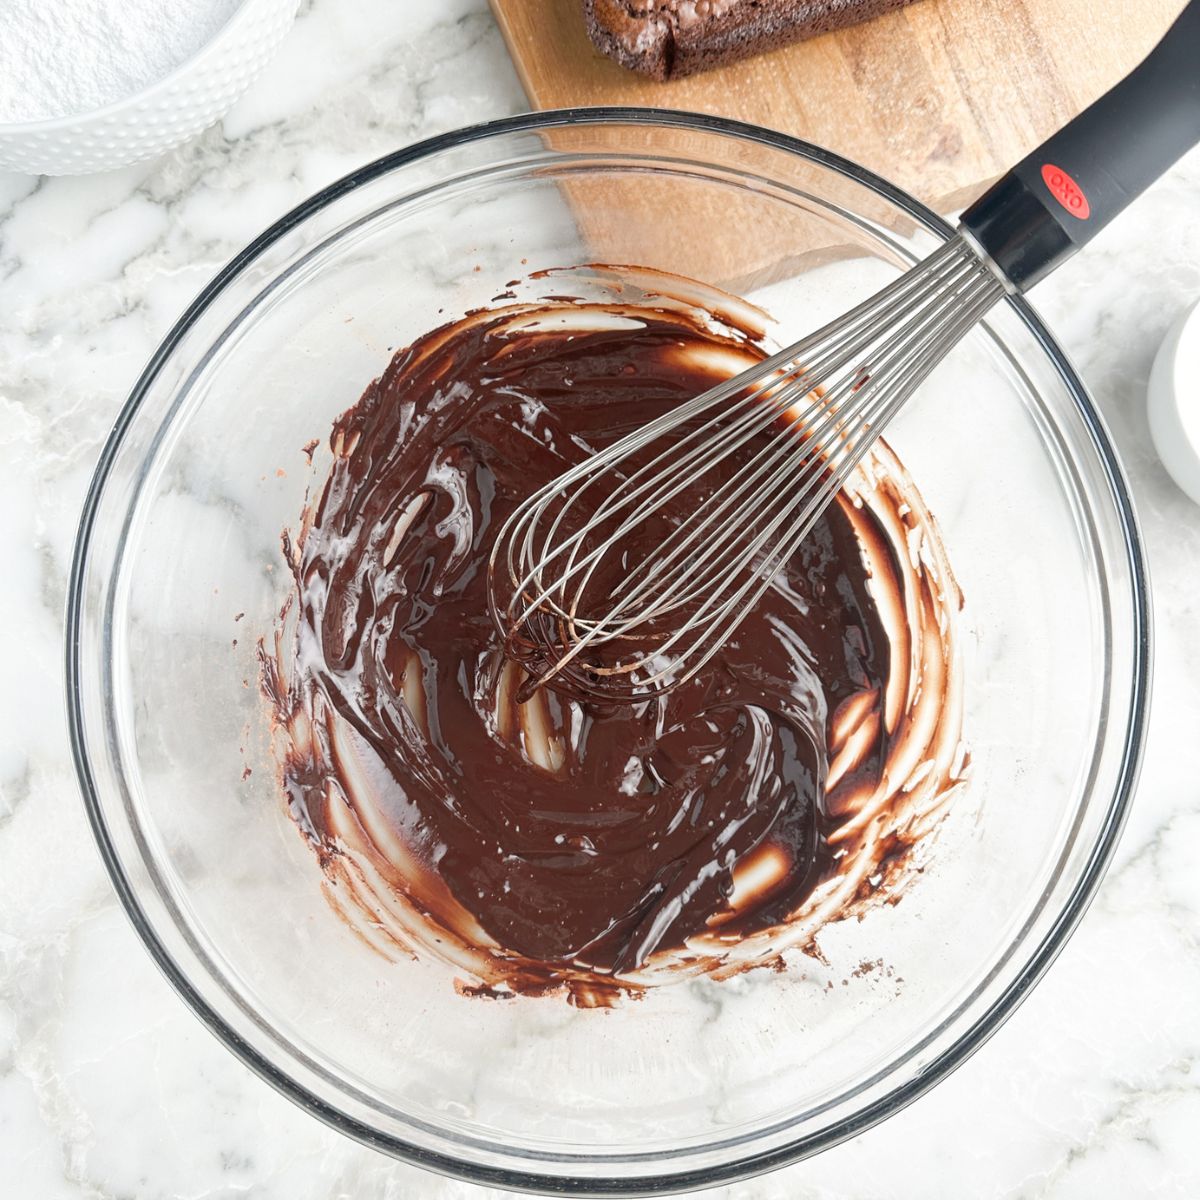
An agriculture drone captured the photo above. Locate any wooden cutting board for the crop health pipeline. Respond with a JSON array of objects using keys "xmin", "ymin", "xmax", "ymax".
[{"xmin": 489, "ymin": 0, "xmax": 1185, "ymax": 213}]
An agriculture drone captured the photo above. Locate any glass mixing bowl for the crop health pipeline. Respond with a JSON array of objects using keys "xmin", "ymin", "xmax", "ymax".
[{"xmin": 67, "ymin": 110, "xmax": 1149, "ymax": 1194}]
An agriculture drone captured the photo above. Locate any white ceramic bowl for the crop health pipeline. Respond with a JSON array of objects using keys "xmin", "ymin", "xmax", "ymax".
[
  {"xmin": 1148, "ymin": 296, "xmax": 1200, "ymax": 505},
  {"xmin": 0, "ymin": 0, "xmax": 299, "ymax": 176}
]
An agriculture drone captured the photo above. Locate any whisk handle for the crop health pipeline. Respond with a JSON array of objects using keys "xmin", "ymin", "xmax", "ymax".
[{"xmin": 961, "ymin": 0, "xmax": 1200, "ymax": 291}]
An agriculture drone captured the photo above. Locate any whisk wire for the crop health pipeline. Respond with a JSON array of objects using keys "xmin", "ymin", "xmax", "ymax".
[
  {"xmin": 596, "ymin": 246, "xmax": 999, "ymax": 621},
  {"xmin": 489, "ymin": 234, "xmax": 1006, "ymax": 698},
  {"xmin": 515, "ymin": 242, "xmax": 980, "ymax": 630},
  {"xmin": 561, "ymin": 248, "xmax": 991, "ymax": 637},
  {"xmin": 646, "ymin": 265, "xmax": 1006, "ymax": 687},
  {"xmin": 497, "ymin": 236, "xmax": 978, "ymax": 622}
]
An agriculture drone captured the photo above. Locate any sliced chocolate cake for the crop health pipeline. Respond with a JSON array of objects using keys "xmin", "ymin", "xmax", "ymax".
[{"xmin": 584, "ymin": 0, "xmax": 921, "ymax": 80}]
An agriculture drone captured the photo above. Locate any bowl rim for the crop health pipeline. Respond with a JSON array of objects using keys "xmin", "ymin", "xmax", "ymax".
[
  {"xmin": 0, "ymin": 0, "xmax": 298, "ymax": 134},
  {"xmin": 65, "ymin": 106, "xmax": 1152, "ymax": 1196}
]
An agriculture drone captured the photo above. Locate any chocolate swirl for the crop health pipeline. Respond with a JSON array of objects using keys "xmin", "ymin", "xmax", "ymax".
[{"xmin": 262, "ymin": 268, "xmax": 965, "ymax": 1005}]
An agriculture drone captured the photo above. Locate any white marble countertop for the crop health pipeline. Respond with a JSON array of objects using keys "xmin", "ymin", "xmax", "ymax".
[{"xmin": 2, "ymin": 1, "xmax": 1199, "ymax": 1196}]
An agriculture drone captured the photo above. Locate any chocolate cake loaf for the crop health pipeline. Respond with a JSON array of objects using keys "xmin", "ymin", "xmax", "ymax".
[{"xmin": 584, "ymin": 0, "xmax": 920, "ymax": 80}]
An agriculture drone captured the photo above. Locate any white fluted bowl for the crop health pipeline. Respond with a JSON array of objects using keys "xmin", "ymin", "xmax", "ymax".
[{"xmin": 0, "ymin": 0, "xmax": 298, "ymax": 176}]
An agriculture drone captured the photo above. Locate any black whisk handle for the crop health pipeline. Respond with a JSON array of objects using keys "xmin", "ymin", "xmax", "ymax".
[{"xmin": 961, "ymin": 0, "xmax": 1200, "ymax": 291}]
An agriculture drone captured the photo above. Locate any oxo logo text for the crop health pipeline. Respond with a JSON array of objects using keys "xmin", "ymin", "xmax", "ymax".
[{"xmin": 1041, "ymin": 163, "xmax": 1091, "ymax": 220}]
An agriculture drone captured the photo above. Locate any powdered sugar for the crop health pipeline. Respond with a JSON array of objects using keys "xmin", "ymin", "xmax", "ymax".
[{"xmin": 0, "ymin": 0, "xmax": 241, "ymax": 123}]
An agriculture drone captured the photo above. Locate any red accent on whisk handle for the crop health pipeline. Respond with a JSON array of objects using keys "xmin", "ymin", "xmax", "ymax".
[{"xmin": 961, "ymin": 0, "xmax": 1200, "ymax": 292}]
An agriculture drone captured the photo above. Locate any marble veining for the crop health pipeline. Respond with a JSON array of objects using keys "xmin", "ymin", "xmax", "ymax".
[{"xmin": 1, "ymin": 0, "xmax": 1199, "ymax": 1196}]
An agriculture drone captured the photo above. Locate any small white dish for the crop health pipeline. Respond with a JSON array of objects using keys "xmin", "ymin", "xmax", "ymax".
[
  {"xmin": 0, "ymin": 0, "xmax": 298, "ymax": 176},
  {"xmin": 1148, "ymin": 296, "xmax": 1200, "ymax": 506}
]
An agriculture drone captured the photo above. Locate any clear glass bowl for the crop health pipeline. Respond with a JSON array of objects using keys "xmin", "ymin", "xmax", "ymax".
[{"xmin": 67, "ymin": 110, "xmax": 1150, "ymax": 1194}]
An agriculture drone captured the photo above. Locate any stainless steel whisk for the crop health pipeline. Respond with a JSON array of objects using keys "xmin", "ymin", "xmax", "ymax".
[{"xmin": 489, "ymin": 0, "xmax": 1200, "ymax": 701}]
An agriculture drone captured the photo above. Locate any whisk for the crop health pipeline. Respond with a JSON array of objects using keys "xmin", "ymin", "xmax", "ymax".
[{"xmin": 489, "ymin": 0, "xmax": 1200, "ymax": 702}]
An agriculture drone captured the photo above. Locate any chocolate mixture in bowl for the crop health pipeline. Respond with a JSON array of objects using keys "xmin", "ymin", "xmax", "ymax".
[{"xmin": 261, "ymin": 267, "xmax": 967, "ymax": 1006}]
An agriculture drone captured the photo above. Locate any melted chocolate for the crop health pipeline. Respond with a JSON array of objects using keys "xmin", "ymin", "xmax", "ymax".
[{"xmin": 263, "ymin": 271, "xmax": 965, "ymax": 1004}]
